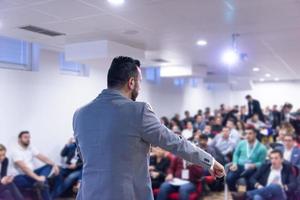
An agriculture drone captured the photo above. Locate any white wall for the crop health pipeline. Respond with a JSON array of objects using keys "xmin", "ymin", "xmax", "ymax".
[
  {"xmin": 0, "ymin": 49, "xmax": 214, "ymax": 162},
  {"xmin": 212, "ymin": 82, "xmax": 300, "ymax": 111}
]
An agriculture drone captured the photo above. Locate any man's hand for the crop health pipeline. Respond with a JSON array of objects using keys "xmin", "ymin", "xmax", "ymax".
[
  {"xmin": 53, "ymin": 165, "xmax": 60, "ymax": 176},
  {"xmin": 68, "ymin": 164, "xmax": 77, "ymax": 170},
  {"xmin": 150, "ymin": 171, "xmax": 159, "ymax": 179},
  {"xmin": 36, "ymin": 175, "xmax": 46, "ymax": 182},
  {"xmin": 230, "ymin": 163, "xmax": 238, "ymax": 171},
  {"xmin": 165, "ymin": 174, "xmax": 173, "ymax": 181},
  {"xmin": 210, "ymin": 160, "xmax": 225, "ymax": 178}
]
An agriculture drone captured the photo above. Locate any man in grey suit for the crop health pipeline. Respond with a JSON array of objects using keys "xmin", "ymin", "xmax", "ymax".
[{"xmin": 73, "ymin": 56, "xmax": 225, "ymax": 200}]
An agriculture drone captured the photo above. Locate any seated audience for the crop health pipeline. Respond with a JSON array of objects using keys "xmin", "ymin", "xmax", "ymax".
[
  {"xmin": 211, "ymin": 117, "xmax": 223, "ymax": 135},
  {"xmin": 188, "ymin": 129, "xmax": 201, "ymax": 144},
  {"xmin": 236, "ymin": 120, "xmax": 246, "ymax": 139},
  {"xmin": 226, "ymin": 127, "xmax": 267, "ymax": 191},
  {"xmin": 160, "ymin": 117, "xmax": 170, "ymax": 128},
  {"xmin": 182, "ymin": 121, "xmax": 194, "ymax": 139},
  {"xmin": 276, "ymin": 133, "xmax": 300, "ymax": 169},
  {"xmin": 210, "ymin": 127, "xmax": 235, "ymax": 161},
  {"xmin": 157, "ymin": 156, "xmax": 203, "ymax": 200},
  {"xmin": 0, "ymin": 144, "xmax": 24, "ymax": 200},
  {"xmin": 202, "ymin": 124, "xmax": 214, "ymax": 139},
  {"xmin": 51, "ymin": 137, "xmax": 82, "ymax": 198},
  {"xmin": 246, "ymin": 114, "xmax": 266, "ymax": 130},
  {"xmin": 226, "ymin": 120, "xmax": 241, "ymax": 146},
  {"xmin": 198, "ymin": 134, "xmax": 226, "ymax": 167},
  {"xmin": 239, "ymin": 106, "xmax": 248, "ymax": 122},
  {"xmin": 11, "ymin": 131, "xmax": 60, "ymax": 200},
  {"xmin": 275, "ymin": 128, "xmax": 287, "ymax": 145},
  {"xmin": 182, "ymin": 110, "xmax": 194, "ymax": 126},
  {"xmin": 193, "ymin": 114, "xmax": 206, "ymax": 132},
  {"xmin": 149, "ymin": 147, "xmax": 170, "ymax": 189},
  {"xmin": 232, "ymin": 149, "xmax": 297, "ymax": 200}
]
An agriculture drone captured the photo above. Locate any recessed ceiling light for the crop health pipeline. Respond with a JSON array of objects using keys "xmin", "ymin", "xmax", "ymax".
[
  {"xmin": 252, "ymin": 67, "xmax": 260, "ymax": 72},
  {"xmin": 259, "ymin": 78, "xmax": 265, "ymax": 82},
  {"xmin": 107, "ymin": 0, "xmax": 124, "ymax": 6},
  {"xmin": 274, "ymin": 77, "xmax": 279, "ymax": 81},
  {"xmin": 0, "ymin": 21, "xmax": 3, "ymax": 29},
  {"xmin": 265, "ymin": 73, "xmax": 271, "ymax": 77},
  {"xmin": 196, "ymin": 40, "xmax": 207, "ymax": 46}
]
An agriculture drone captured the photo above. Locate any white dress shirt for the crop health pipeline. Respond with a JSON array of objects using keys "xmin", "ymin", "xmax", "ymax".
[{"xmin": 267, "ymin": 166, "xmax": 282, "ymax": 186}]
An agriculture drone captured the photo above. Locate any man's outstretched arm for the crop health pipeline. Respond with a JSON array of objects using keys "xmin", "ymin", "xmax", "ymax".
[{"xmin": 140, "ymin": 103, "xmax": 225, "ymax": 178}]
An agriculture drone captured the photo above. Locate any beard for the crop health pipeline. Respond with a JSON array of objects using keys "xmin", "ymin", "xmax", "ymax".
[
  {"xmin": 21, "ymin": 141, "xmax": 30, "ymax": 147},
  {"xmin": 131, "ymin": 86, "xmax": 139, "ymax": 101}
]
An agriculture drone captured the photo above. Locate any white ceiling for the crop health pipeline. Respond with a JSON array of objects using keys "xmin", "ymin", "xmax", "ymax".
[{"xmin": 0, "ymin": 0, "xmax": 300, "ymax": 82}]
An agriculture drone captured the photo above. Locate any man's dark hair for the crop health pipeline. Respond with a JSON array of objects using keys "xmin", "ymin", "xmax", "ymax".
[
  {"xmin": 199, "ymin": 134, "xmax": 208, "ymax": 141},
  {"xmin": 107, "ymin": 56, "xmax": 140, "ymax": 89},
  {"xmin": 245, "ymin": 94, "xmax": 251, "ymax": 99},
  {"xmin": 245, "ymin": 125, "xmax": 257, "ymax": 134},
  {"xmin": 270, "ymin": 149, "xmax": 283, "ymax": 158},
  {"xmin": 18, "ymin": 131, "xmax": 30, "ymax": 139}
]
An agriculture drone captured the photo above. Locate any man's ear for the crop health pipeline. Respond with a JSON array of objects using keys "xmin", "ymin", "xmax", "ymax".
[{"xmin": 128, "ymin": 77, "xmax": 135, "ymax": 90}]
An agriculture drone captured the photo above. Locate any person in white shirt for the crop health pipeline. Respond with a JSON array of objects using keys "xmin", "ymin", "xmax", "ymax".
[
  {"xmin": 12, "ymin": 131, "xmax": 61, "ymax": 200},
  {"xmin": 181, "ymin": 121, "xmax": 194, "ymax": 139},
  {"xmin": 231, "ymin": 149, "xmax": 297, "ymax": 200},
  {"xmin": 226, "ymin": 120, "xmax": 240, "ymax": 146},
  {"xmin": 210, "ymin": 127, "xmax": 235, "ymax": 159}
]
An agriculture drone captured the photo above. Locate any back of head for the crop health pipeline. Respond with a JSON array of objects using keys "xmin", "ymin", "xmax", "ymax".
[{"xmin": 107, "ymin": 56, "xmax": 140, "ymax": 89}]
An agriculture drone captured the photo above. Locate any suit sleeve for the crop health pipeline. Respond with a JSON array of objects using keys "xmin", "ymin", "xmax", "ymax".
[{"xmin": 140, "ymin": 103, "xmax": 214, "ymax": 169}]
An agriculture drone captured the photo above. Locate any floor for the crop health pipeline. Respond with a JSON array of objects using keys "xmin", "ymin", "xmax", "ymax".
[{"xmin": 57, "ymin": 191, "xmax": 232, "ymax": 200}]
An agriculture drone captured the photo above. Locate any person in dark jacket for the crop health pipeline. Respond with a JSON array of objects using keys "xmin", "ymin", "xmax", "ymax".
[
  {"xmin": 51, "ymin": 138, "xmax": 82, "ymax": 198},
  {"xmin": 149, "ymin": 147, "xmax": 170, "ymax": 189},
  {"xmin": 0, "ymin": 144, "xmax": 24, "ymax": 200},
  {"xmin": 245, "ymin": 95, "xmax": 265, "ymax": 122},
  {"xmin": 232, "ymin": 149, "xmax": 297, "ymax": 200}
]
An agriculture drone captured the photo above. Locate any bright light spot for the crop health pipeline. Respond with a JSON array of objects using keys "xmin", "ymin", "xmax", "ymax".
[
  {"xmin": 0, "ymin": 21, "xmax": 3, "ymax": 29},
  {"xmin": 196, "ymin": 40, "xmax": 207, "ymax": 46},
  {"xmin": 259, "ymin": 78, "xmax": 265, "ymax": 82},
  {"xmin": 222, "ymin": 49, "xmax": 239, "ymax": 66},
  {"xmin": 252, "ymin": 67, "xmax": 260, "ymax": 72},
  {"xmin": 107, "ymin": 0, "xmax": 124, "ymax": 6},
  {"xmin": 274, "ymin": 77, "xmax": 279, "ymax": 81},
  {"xmin": 265, "ymin": 73, "xmax": 271, "ymax": 77}
]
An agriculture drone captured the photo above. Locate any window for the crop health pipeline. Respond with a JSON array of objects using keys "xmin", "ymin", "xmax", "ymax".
[
  {"xmin": 59, "ymin": 53, "xmax": 89, "ymax": 77},
  {"xmin": 0, "ymin": 36, "xmax": 38, "ymax": 71},
  {"xmin": 143, "ymin": 67, "xmax": 160, "ymax": 84},
  {"xmin": 173, "ymin": 78, "xmax": 185, "ymax": 87}
]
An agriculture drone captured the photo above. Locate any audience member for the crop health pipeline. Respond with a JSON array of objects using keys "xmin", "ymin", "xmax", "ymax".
[
  {"xmin": 198, "ymin": 134, "xmax": 226, "ymax": 166},
  {"xmin": 276, "ymin": 133, "xmax": 300, "ymax": 169},
  {"xmin": 11, "ymin": 131, "xmax": 60, "ymax": 200},
  {"xmin": 245, "ymin": 95, "xmax": 265, "ymax": 122},
  {"xmin": 157, "ymin": 156, "xmax": 203, "ymax": 200},
  {"xmin": 0, "ymin": 144, "xmax": 23, "ymax": 200},
  {"xmin": 232, "ymin": 149, "xmax": 297, "ymax": 200},
  {"xmin": 226, "ymin": 120, "xmax": 241, "ymax": 146},
  {"xmin": 193, "ymin": 115, "xmax": 206, "ymax": 132},
  {"xmin": 51, "ymin": 137, "xmax": 83, "ymax": 198},
  {"xmin": 226, "ymin": 127, "xmax": 267, "ymax": 191},
  {"xmin": 149, "ymin": 147, "xmax": 170, "ymax": 189},
  {"xmin": 211, "ymin": 117, "xmax": 223, "ymax": 135},
  {"xmin": 182, "ymin": 121, "xmax": 194, "ymax": 139},
  {"xmin": 210, "ymin": 127, "xmax": 235, "ymax": 162}
]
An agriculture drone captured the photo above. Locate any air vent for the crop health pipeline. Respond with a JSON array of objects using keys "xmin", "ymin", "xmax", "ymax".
[
  {"xmin": 151, "ymin": 58, "xmax": 169, "ymax": 63},
  {"xmin": 207, "ymin": 71, "xmax": 216, "ymax": 75},
  {"xmin": 19, "ymin": 25, "xmax": 65, "ymax": 37}
]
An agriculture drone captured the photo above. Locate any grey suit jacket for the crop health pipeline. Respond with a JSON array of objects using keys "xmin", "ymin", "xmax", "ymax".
[{"xmin": 73, "ymin": 89, "xmax": 214, "ymax": 200}]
